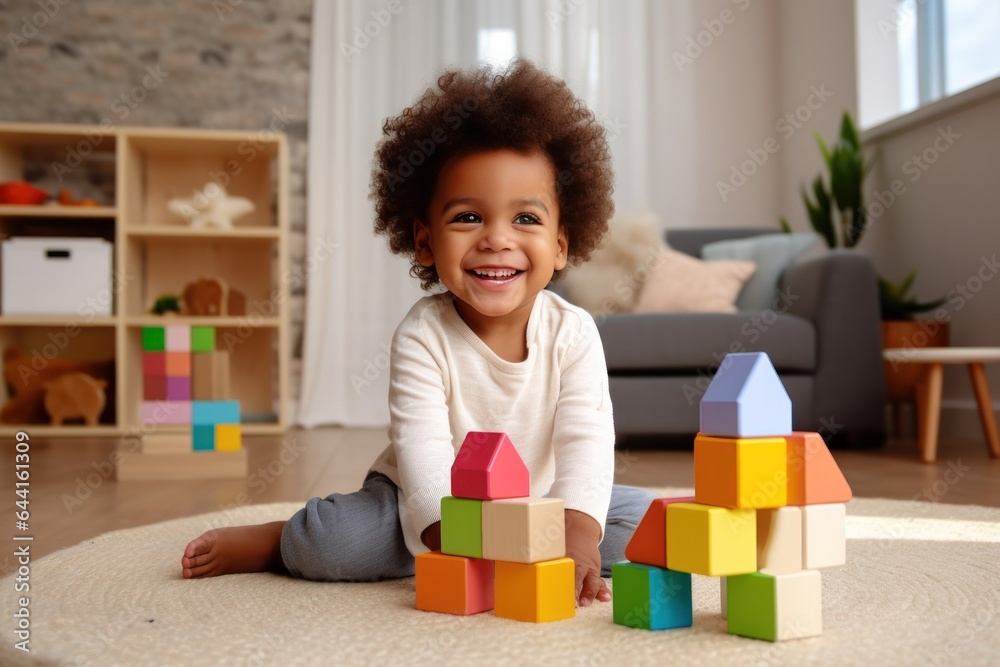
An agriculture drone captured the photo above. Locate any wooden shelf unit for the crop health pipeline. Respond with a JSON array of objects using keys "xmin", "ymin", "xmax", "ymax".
[{"xmin": 0, "ymin": 122, "xmax": 290, "ymax": 438}]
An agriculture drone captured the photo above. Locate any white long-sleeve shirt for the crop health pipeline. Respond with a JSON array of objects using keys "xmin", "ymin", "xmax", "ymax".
[{"xmin": 369, "ymin": 289, "xmax": 616, "ymax": 556}]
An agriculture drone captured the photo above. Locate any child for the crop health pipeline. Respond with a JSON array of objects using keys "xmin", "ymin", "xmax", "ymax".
[{"xmin": 181, "ymin": 59, "xmax": 654, "ymax": 607}]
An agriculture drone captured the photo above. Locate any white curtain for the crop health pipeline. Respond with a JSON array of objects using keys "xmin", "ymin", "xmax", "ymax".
[{"xmin": 299, "ymin": 0, "xmax": 688, "ymax": 427}]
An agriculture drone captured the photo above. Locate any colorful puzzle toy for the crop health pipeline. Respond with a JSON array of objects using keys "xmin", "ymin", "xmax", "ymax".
[{"xmin": 612, "ymin": 351, "xmax": 851, "ymax": 641}]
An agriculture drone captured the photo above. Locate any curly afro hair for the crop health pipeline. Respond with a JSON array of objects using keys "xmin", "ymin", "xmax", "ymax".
[{"xmin": 370, "ymin": 58, "xmax": 615, "ymax": 289}]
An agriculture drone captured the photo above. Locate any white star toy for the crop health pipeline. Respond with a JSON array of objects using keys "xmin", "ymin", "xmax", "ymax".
[{"xmin": 167, "ymin": 183, "xmax": 255, "ymax": 229}]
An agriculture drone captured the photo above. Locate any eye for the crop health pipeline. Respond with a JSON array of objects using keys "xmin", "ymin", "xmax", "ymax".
[
  {"xmin": 451, "ymin": 212, "xmax": 481, "ymax": 223},
  {"xmin": 514, "ymin": 213, "xmax": 541, "ymax": 225}
]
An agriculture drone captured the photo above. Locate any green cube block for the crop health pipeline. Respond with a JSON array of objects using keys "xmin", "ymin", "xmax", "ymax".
[
  {"xmin": 727, "ymin": 570, "xmax": 822, "ymax": 642},
  {"xmin": 441, "ymin": 496, "xmax": 483, "ymax": 558},
  {"xmin": 612, "ymin": 562, "xmax": 692, "ymax": 630},
  {"xmin": 191, "ymin": 326, "xmax": 215, "ymax": 352},
  {"xmin": 142, "ymin": 327, "xmax": 166, "ymax": 352}
]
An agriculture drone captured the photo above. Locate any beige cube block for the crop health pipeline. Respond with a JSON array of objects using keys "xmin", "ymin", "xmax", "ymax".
[
  {"xmin": 757, "ymin": 506, "xmax": 803, "ymax": 575},
  {"xmin": 140, "ymin": 432, "xmax": 192, "ymax": 454},
  {"xmin": 802, "ymin": 503, "xmax": 846, "ymax": 569},
  {"xmin": 482, "ymin": 498, "xmax": 565, "ymax": 564},
  {"xmin": 773, "ymin": 570, "xmax": 823, "ymax": 640},
  {"xmin": 192, "ymin": 350, "xmax": 230, "ymax": 400}
]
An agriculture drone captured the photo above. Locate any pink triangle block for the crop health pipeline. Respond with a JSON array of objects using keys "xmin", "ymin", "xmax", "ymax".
[{"xmin": 451, "ymin": 432, "xmax": 530, "ymax": 500}]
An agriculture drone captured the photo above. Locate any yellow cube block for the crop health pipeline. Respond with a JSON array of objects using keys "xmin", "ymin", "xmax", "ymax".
[
  {"xmin": 694, "ymin": 434, "xmax": 787, "ymax": 509},
  {"xmin": 666, "ymin": 502, "xmax": 757, "ymax": 576},
  {"xmin": 215, "ymin": 424, "xmax": 242, "ymax": 451},
  {"xmin": 495, "ymin": 557, "xmax": 575, "ymax": 623}
]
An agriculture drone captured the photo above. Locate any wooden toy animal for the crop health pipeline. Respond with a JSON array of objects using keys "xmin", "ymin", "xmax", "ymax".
[{"xmin": 43, "ymin": 372, "xmax": 107, "ymax": 426}]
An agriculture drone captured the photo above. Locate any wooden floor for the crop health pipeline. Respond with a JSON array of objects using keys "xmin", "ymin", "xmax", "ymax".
[{"xmin": 4, "ymin": 427, "xmax": 999, "ymax": 573}]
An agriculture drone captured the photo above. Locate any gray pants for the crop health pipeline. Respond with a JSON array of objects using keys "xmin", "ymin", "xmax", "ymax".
[{"xmin": 280, "ymin": 471, "xmax": 655, "ymax": 582}]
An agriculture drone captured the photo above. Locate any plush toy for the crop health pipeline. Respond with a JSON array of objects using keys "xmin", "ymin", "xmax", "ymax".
[
  {"xmin": 167, "ymin": 183, "xmax": 254, "ymax": 229},
  {"xmin": 1, "ymin": 348, "xmax": 114, "ymax": 425},
  {"xmin": 180, "ymin": 277, "xmax": 246, "ymax": 316},
  {"xmin": 43, "ymin": 372, "xmax": 107, "ymax": 426}
]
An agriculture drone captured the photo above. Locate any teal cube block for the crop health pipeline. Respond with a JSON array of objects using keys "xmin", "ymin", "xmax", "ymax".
[
  {"xmin": 192, "ymin": 400, "xmax": 240, "ymax": 425},
  {"xmin": 142, "ymin": 327, "xmax": 166, "ymax": 352},
  {"xmin": 441, "ymin": 497, "xmax": 483, "ymax": 558},
  {"xmin": 612, "ymin": 562, "xmax": 692, "ymax": 630},
  {"xmin": 192, "ymin": 424, "xmax": 215, "ymax": 451},
  {"xmin": 191, "ymin": 326, "xmax": 216, "ymax": 352}
]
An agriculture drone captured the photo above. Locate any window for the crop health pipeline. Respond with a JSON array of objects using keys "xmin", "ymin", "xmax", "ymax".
[{"xmin": 857, "ymin": 0, "xmax": 1000, "ymax": 129}]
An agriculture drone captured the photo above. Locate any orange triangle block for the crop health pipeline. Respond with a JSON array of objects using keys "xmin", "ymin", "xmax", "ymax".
[
  {"xmin": 625, "ymin": 496, "xmax": 695, "ymax": 567},
  {"xmin": 784, "ymin": 432, "xmax": 852, "ymax": 505}
]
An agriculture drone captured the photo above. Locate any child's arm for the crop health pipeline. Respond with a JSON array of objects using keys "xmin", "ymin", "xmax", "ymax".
[{"xmin": 548, "ymin": 315, "xmax": 616, "ymax": 606}]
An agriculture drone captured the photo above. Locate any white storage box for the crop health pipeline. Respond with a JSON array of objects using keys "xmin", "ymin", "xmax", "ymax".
[{"xmin": 2, "ymin": 237, "xmax": 113, "ymax": 315}]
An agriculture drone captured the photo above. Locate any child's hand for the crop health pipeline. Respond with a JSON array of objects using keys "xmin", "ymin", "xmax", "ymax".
[
  {"xmin": 421, "ymin": 521, "xmax": 442, "ymax": 551},
  {"xmin": 564, "ymin": 509, "xmax": 610, "ymax": 607}
]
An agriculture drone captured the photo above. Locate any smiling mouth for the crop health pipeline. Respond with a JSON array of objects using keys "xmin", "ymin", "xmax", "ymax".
[{"xmin": 468, "ymin": 268, "xmax": 524, "ymax": 280}]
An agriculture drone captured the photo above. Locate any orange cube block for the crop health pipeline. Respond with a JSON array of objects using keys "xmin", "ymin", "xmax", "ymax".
[
  {"xmin": 495, "ymin": 558, "xmax": 575, "ymax": 623},
  {"xmin": 784, "ymin": 432, "xmax": 852, "ymax": 505},
  {"xmin": 414, "ymin": 551, "xmax": 494, "ymax": 615},
  {"xmin": 165, "ymin": 352, "xmax": 191, "ymax": 377},
  {"xmin": 694, "ymin": 434, "xmax": 787, "ymax": 509}
]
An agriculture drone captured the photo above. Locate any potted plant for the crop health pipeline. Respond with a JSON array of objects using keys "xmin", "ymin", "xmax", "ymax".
[{"xmin": 782, "ymin": 112, "xmax": 946, "ymax": 403}]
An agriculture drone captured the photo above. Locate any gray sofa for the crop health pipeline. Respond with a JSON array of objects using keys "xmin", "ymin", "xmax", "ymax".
[{"xmin": 589, "ymin": 228, "xmax": 886, "ymax": 448}]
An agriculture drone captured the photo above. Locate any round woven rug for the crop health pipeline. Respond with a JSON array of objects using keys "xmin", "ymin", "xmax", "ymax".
[{"xmin": 3, "ymin": 491, "xmax": 999, "ymax": 666}]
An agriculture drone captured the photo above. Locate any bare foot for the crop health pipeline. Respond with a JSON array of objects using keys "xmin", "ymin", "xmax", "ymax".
[{"xmin": 181, "ymin": 521, "xmax": 287, "ymax": 579}]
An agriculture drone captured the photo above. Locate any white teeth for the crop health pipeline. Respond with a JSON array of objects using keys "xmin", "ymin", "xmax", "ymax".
[{"xmin": 473, "ymin": 268, "xmax": 517, "ymax": 278}]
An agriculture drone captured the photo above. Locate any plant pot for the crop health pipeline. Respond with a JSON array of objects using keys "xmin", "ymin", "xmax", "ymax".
[{"xmin": 882, "ymin": 319, "xmax": 950, "ymax": 402}]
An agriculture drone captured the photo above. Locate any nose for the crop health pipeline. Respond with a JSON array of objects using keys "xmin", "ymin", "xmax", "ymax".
[{"xmin": 477, "ymin": 218, "xmax": 513, "ymax": 252}]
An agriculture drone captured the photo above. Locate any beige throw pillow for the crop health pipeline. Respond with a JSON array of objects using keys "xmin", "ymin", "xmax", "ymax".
[{"xmin": 633, "ymin": 247, "xmax": 756, "ymax": 313}]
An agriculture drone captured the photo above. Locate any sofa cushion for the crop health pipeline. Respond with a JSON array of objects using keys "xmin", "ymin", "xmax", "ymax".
[
  {"xmin": 597, "ymin": 312, "xmax": 816, "ymax": 373},
  {"xmin": 632, "ymin": 247, "xmax": 756, "ymax": 314}
]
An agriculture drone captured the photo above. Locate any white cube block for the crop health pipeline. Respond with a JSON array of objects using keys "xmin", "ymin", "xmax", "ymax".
[
  {"xmin": 802, "ymin": 503, "xmax": 846, "ymax": 569},
  {"xmin": 482, "ymin": 497, "xmax": 564, "ymax": 563}
]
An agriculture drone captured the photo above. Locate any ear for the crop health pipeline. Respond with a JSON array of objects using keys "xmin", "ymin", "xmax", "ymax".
[
  {"xmin": 554, "ymin": 226, "xmax": 568, "ymax": 271},
  {"xmin": 413, "ymin": 218, "xmax": 435, "ymax": 267}
]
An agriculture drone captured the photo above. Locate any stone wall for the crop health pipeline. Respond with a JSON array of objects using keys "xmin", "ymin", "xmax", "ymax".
[{"xmin": 0, "ymin": 0, "xmax": 313, "ymax": 406}]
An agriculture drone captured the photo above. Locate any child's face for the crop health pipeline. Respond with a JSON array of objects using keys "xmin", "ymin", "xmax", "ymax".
[{"xmin": 415, "ymin": 148, "xmax": 568, "ymax": 327}]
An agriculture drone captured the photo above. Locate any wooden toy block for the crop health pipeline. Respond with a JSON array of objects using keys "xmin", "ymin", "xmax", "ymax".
[
  {"xmin": 727, "ymin": 570, "xmax": 822, "ymax": 641},
  {"xmin": 757, "ymin": 507, "xmax": 803, "ymax": 575},
  {"xmin": 142, "ymin": 327, "xmax": 166, "ymax": 352},
  {"xmin": 694, "ymin": 434, "xmax": 788, "ymax": 509},
  {"xmin": 441, "ymin": 497, "xmax": 483, "ymax": 558},
  {"xmin": 666, "ymin": 502, "xmax": 756, "ymax": 576},
  {"xmin": 190, "ymin": 326, "xmax": 216, "ymax": 353},
  {"xmin": 802, "ymin": 503, "xmax": 846, "ymax": 569},
  {"xmin": 720, "ymin": 577, "xmax": 727, "ymax": 619},
  {"xmin": 165, "ymin": 352, "xmax": 192, "ymax": 377},
  {"xmin": 166, "ymin": 376, "xmax": 191, "ymax": 401},
  {"xmin": 140, "ymin": 433, "xmax": 191, "ymax": 455},
  {"xmin": 215, "ymin": 424, "xmax": 241, "ymax": 451},
  {"xmin": 624, "ymin": 496, "xmax": 695, "ymax": 568},
  {"xmin": 482, "ymin": 497, "xmax": 565, "ymax": 563},
  {"xmin": 142, "ymin": 352, "xmax": 166, "ymax": 377},
  {"xmin": 451, "ymin": 432, "xmax": 530, "ymax": 500},
  {"xmin": 784, "ymin": 432, "xmax": 852, "ymax": 505},
  {"xmin": 414, "ymin": 551, "xmax": 494, "ymax": 615},
  {"xmin": 192, "ymin": 400, "xmax": 240, "ymax": 425},
  {"xmin": 700, "ymin": 352, "xmax": 792, "ymax": 437},
  {"xmin": 193, "ymin": 424, "xmax": 215, "ymax": 451},
  {"xmin": 141, "ymin": 400, "xmax": 192, "ymax": 425},
  {"xmin": 192, "ymin": 350, "xmax": 231, "ymax": 400},
  {"xmin": 165, "ymin": 325, "xmax": 191, "ymax": 352},
  {"xmin": 115, "ymin": 447, "xmax": 248, "ymax": 480},
  {"xmin": 611, "ymin": 562, "xmax": 692, "ymax": 630},
  {"xmin": 143, "ymin": 375, "xmax": 168, "ymax": 401},
  {"xmin": 495, "ymin": 557, "xmax": 574, "ymax": 623}
]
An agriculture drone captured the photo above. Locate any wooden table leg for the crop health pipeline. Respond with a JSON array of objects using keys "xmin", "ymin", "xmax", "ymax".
[
  {"xmin": 917, "ymin": 363, "xmax": 944, "ymax": 463},
  {"xmin": 968, "ymin": 363, "xmax": 1000, "ymax": 459}
]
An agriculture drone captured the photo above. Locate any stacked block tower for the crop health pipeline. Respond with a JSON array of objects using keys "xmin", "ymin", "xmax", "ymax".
[
  {"xmin": 613, "ymin": 352, "xmax": 851, "ymax": 641},
  {"xmin": 415, "ymin": 432, "xmax": 575, "ymax": 623},
  {"xmin": 115, "ymin": 325, "xmax": 246, "ymax": 480}
]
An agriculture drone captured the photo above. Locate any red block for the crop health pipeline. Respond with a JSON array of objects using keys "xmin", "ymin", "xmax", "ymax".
[
  {"xmin": 415, "ymin": 551, "xmax": 494, "ymax": 615},
  {"xmin": 625, "ymin": 496, "xmax": 695, "ymax": 568},
  {"xmin": 451, "ymin": 432, "xmax": 530, "ymax": 500},
  {"xmin": 143, "ymin": 375, "xmax": 167, "ymax": 401},
  {"xmin": 143, "ymin": 352, "xmax": 166, "ymax": 377}
]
